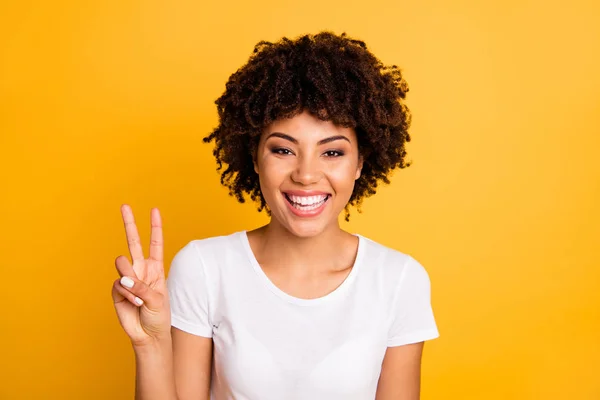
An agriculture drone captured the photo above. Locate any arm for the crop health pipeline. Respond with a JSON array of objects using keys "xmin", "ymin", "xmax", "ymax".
[
  {"xmin": 133, "ymin": 328, "xmax": 213, "ymax": 400},
  {"xmin": 172, "ymin": 327, "xmax": 213, "ymax": 400},
  {"xmin": 113, "ymin": 208, "xmax": 213, "ymax": 399},
  {"xmin": 134, "ymin": 338, "xmax": 178, "ymax": 400},
  {"xmin": 375, "ymin": 342, "xmax": 424, "ymax": 400},
  {"xmin": 378, "ymin": 255, "xmax": 439, "ymax": 399},
  {"xmin": 163, "ymin": 240, "xmax": 215, "ymax": 399}
]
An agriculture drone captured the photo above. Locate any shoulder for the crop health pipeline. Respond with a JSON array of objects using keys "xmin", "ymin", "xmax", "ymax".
[
  {"xmin": 358, "ymin": 234, "xmax": 431, "ymax": 285},
  {"xmin": 186, "ymin": 231, "xmax": 242, "ymax": 255},
  {"xmin": 169, "ymin": 231, "xmax": 243, "ymax": 274}
]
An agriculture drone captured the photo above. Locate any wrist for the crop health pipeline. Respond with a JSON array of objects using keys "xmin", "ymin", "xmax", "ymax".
[{"xmin": 132, "ymin": 335, "xmax": 172, "ymax": 356}]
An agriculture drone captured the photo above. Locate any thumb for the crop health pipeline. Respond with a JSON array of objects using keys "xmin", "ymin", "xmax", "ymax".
[{"xmin": 118, "ymin": 275, "xmax": 164, "ymax": 310}]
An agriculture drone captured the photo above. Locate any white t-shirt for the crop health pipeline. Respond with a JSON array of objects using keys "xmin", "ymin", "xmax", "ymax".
[{"xmin": 166, "ymin": 231, "xmax": 439, "ymax": 400}]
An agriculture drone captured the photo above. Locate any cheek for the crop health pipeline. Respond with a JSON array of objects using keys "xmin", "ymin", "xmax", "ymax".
[
  {"xmin": 258, "ymin": 157, "xmax": 287, "ymax": 192},
  {"xmin": 327, "ymin": 162, "xmax": 359, "ymax": 192}
]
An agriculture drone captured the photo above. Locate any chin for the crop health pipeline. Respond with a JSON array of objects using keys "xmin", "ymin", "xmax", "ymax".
[
  {"xmin": 279, "ymin": 211, "xmax": 340, "ymax": 239},
  {"xmin": 285, "ymin": 223, "xmax": 326, "ymax": 238}
]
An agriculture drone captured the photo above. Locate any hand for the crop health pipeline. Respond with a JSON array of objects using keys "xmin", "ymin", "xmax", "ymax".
[{"xmin": 112, "ymin": 204, "xmax": 171, "ymax": 347}]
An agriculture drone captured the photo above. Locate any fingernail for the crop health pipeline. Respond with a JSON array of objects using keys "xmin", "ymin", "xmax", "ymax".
[
  {"xmin": 120, "ymin": 276, "xmax": 134, "ymax": 288},
  {"xmin": 134, "ymin": 297, "xmax": 144, "ymax": 306}
]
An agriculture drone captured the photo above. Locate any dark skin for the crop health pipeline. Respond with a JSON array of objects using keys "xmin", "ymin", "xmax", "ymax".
[
  {"xmin": 248, "ymin": 110, "xmax": 424, "ymax": 400},
  {"xmin": 203, "ymin": 31, "xmax": 414, "ymax": 222},
  {"xmin": 111, "ymin": 112, "xmax": 424, "ymax": 399},
  {"xmin": 113, "ymin": 30, "xmax": 425, "ymax": 400}
]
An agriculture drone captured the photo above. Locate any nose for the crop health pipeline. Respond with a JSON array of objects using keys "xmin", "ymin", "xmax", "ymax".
[{"xmin": 291, "ymin": 154, "xmax": 323, "ymax": 185}]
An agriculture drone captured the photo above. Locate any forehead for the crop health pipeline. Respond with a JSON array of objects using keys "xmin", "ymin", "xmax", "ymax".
[{"xmin": 264, "ymin": 110, "xmax": 356, "ymax": 140}]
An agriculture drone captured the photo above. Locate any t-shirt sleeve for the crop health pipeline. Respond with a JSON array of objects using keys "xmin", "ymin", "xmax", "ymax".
[
  {"xmin": 387, "ymin": 255, "xmax": 439, "ymax": 347},
  {"xmin": 166, "ymin": 241, "xmax": 213, "ymax": 338}
]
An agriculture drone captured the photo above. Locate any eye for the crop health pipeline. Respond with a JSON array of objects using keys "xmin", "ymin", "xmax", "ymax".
[
  {"xmin": 271, "ymin": 147, "xmax": 293, "ymax": 156},
  {"xmin": 323, "ymin": 150, "xmax": 344, "ymax": 157}
]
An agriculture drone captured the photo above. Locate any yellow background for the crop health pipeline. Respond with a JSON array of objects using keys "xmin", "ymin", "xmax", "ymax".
[{"xmin": 1, "ymin": 0, "xmax": 598, "ymax": 399}]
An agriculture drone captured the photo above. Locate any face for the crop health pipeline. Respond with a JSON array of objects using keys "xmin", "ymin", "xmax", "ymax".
[{"xmin": 253, "ymin": 110, "xmax": 363, "ymax": 238}]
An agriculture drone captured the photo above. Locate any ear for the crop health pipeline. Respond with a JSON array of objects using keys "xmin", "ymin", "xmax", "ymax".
[
  {"xmin": 355, "ymin": 155, "xmax": 363, "ymax": 180},
  {"xmin": 253, "ymin": 151, "xmax": 259, "ymax": 175}
]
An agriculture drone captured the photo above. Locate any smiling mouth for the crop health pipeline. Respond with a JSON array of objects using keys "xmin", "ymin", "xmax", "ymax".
[{"xmin": 284, "ymin": 193, "xmax": 330, "ymax": 211}]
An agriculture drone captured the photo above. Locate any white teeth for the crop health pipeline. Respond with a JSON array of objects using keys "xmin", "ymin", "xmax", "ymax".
[
  {"xmin": 292, "ymin": 198, "xmax": 326, "ymax": 210},
  {"xmin": 288, "ymin": 194, "xmax": 327, "ymax": 206},
  {"xmin": 285, "ymin": 194, "xmax": 329, "ymax": 211}
]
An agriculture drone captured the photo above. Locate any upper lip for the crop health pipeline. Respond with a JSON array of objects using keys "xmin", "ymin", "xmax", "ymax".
[{"xmin": 283, "ymin": 190, "xmax": 331, "ymax": 196}]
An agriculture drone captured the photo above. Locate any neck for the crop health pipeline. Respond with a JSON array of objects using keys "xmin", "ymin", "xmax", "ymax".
[{"xmin": 250, "ymin": 219, "xmax": 354, "ymax": 273}]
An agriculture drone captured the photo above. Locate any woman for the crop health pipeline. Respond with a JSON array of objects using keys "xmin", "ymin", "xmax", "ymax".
[{"xmin": 112, "ymin": 31, "xmax": 439, "ymax": 400}]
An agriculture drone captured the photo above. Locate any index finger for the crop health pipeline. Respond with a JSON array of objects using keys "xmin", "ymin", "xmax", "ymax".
[{"xmin": 121, "ymin": 204, "xmax": 145, "ymax": 264}]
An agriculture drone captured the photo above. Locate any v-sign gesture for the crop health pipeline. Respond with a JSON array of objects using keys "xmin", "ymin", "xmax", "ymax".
[{"xmin": 112, "ymin": 205, "xmax": 171, "ymax": 347}]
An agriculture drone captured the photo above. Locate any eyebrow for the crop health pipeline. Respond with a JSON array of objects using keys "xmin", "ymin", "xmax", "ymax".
[{"xmin": 266, "ymin": 132, "xmax": 351, "ymax": 145}]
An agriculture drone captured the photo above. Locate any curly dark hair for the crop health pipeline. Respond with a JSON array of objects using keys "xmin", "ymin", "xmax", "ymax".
[{"xmin": 203, "ymin": 31, "xmax": 413, "ymax": 221}]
